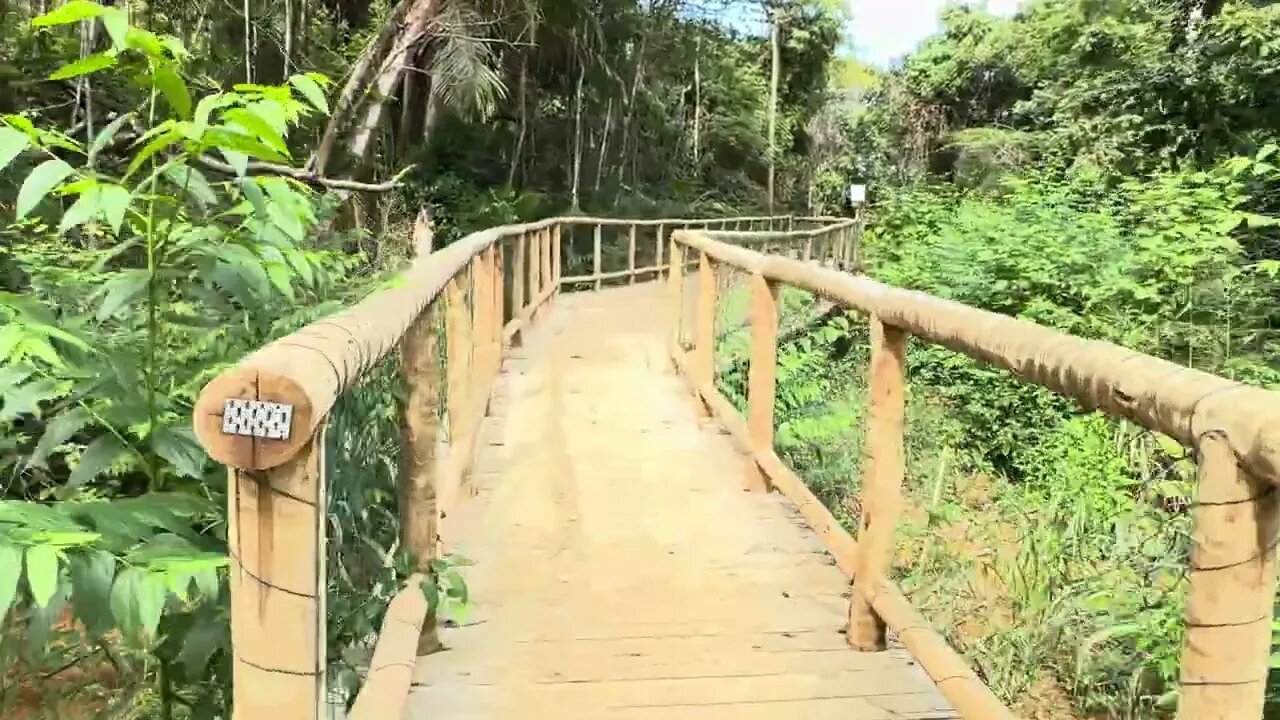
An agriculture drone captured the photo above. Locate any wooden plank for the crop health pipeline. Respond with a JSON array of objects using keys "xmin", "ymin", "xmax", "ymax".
[
  {"xmin": 1176, "ymin": 431, "xmax": 1279, "ymax": 719},
  {"xmin": 628, "ymin": 224, "xmax": 638, "ymax": 284},
  {"xmin": 847, "ymin": 316, "xmax": 906, "ymax": 650},
  {"xmin": 228, "ymin": 442, "xmax": 325, "ymax": 720}
]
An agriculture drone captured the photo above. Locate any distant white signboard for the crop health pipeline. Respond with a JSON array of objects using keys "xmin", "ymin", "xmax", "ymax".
[{"xmin": 848, "ymin": 184, "xmax": 866, "ymax": 205}]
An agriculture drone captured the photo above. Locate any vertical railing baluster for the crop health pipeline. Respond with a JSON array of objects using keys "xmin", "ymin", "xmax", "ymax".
[
  {"xmin": 400, "ymin": 302, "xmax": 441, "ymax": 655},
  {"xmin": 628, "ymin": 223, "xmax": 637, "ymax": 284},
  {"xmin": 540, "ymin": 228, "xmax": 552, "ymax": 303},
  {"xmin": 1176, "ymin": 431, "xmax": 1280, "ymax": 719},
  {"xmin": 667, "ymin": 238, "xmax": 684, "ymax": 355},
  {"xmin": 847, "ymin": 315, "xmax": 907, "ymax": 651},
  {"xmin": 227, "ymin": 442, "xmax": 327, "ymax": 720},
  {"xmin": 593, "ymin": 223, "xmax": 603, "ymax": 291},
  {"xmin": 528, "ymin": 229, "xmax": 540, "ymax": 312},
  {"xmin": 552, "ymin": 223, "xmax": 562, "ymax": 288},
  {"xmin": 445, "ymin": 274, "xmax": 469, "ymax": 444},
  {"xmin": 695, "ymin": 252, "xmax": 716, "ymax": 387},
  {"xmin": 746, "ymin": 273, "xmax": 778, "ymax": 493},
  {"xmin": 513, "ymin": 231, "xmax": 526, "ymax": 320},
  {"xmin": 655, "ymin": 223, "xmax": 665, "ymax": 280}
]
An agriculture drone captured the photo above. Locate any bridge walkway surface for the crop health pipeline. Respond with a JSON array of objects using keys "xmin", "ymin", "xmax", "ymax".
[{"xmin": 405, "ymin": 282, "xmax": 958, "ymax": 720}]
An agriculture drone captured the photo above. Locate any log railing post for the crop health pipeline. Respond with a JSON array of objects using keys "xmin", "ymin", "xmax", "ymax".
[
  {"xmin": 528, "ymin": 229, "xmax": 540, "ymax": 311},
  {"xmin": 694, "ymin": 252, "xmax": 716, "ymax": 387},
  {"xmin": 227, "ymin": 439, "xmax": 327, "ymax": 720},
  {"xmin": 445, "ymin": 274, "xmax": 470, "ymax": 443},
  {"xmin": 655, "ymin": 223, "xmax": 665, "ymax": 280},
  {"xmin": 513, "ymin": 231, "xmax": 526, "ymax": 317},
  {"xmin": 540, "ymin": 228, "xmax": 552, "ymax": 301},
  {"xmin": 628, "ymin": 224, "xmax": 637, "ymax": 284},
  {"xmin": 1176, "ymin": 431, "xmax": 1280, "ymax": 719},
  {"xmin": 552, "ymin": 223, "xmax": 562, "ymax": 287},
  {"xmin": 667, "ymin": 239, "xmax": 684, "ymax": 355},
  {"xmin": 804, "ymin": 236, "xmax": 813, "ymax": 262},
  {"xmin": 593, "ymin": 223, "xmax": 603, "ymax": 291},
  {"xmin": 746, "ymin": 274, "xmax": 779, "ymax": 493},
  {"xmin": 847, "ymin": 315, "xmax": 907, "ymax": 651},
  {"xmin": 400, "ymin": 298, "xmax": 442, "ymax": 655}
]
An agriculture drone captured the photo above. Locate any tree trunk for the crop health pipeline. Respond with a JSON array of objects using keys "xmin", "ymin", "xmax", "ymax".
[
  {"xmin": 570, "ymin": 60, "xmax": 585, "ymax": 210},
  {"xmin": 342, "ymin": 0, "xmax": 440, "ymax": 174},
  {"xmin": 397, "ymin": 61, "xmax": 419, "ymax": 157},
  {"xmin": 313, "ymin": 0, "xmax": 415, "ymax": 174},
  {"xmin": 693, "ymin": 35, "xmax": 701, "ymax": 165},
  {"xmin": 243, "ymin": 0, "xmax": 252, "ymax": 83},
  {"xmin": 767, "ymin": 7, "xmax": 780, "ymax": 213},
  {"xmin": 284, "ymin": 0, "xmax": 293, "ymax": 76},
  {"xmin": 508, "ymin": 52, "xmax": 529, "ymax": 188},
  {"xmin": 614, "ymin": 35, "xmax": 647, "ymax": 188},
  {"xmin": 593, "ymin": 97, "xmax": 613, "ymax": 193}
]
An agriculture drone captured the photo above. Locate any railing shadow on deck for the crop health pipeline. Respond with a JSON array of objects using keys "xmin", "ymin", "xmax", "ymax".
[
  {"xmin": 189, "ymin": 212, "xmax": 855, "ymax": 720},
  {"xmin": 667, "ymin": 228, "xmax": 1280, "ymax": 720}
]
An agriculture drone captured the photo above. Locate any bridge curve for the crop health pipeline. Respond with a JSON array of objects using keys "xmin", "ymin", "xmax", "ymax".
[
  {"xmin": 407, "ymin": 281, "xmax": 952, "ymax": 719},
  {"xmin": 193, "ymin": 212, "xmax": 1280, "ymax": 720}
]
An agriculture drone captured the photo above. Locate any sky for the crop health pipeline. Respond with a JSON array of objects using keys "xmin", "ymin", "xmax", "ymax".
[{"xmin": 849, "ymin": 0, "xmax": 1026, "ymax": 68}]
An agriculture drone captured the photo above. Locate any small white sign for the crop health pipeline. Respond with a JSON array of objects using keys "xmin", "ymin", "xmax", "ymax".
[{"xmin": 848, "ymin": 184, "xmax": 866, "ymax": 205}]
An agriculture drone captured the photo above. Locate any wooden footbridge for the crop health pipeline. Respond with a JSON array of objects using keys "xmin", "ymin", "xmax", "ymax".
[{"xmin": 193, "ymin": 214, "xmax": 1280, "ymax": 720}]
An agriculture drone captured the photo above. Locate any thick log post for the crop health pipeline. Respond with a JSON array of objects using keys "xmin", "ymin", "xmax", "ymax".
[
  {"xmin": 400, "ymin": 300, "xmax": 442, "ymax": 654},
  {"xmin": 228, "ymin": 439, "xmax": 327, "ymax": 720},
  {"xmin": 528, "ymin": 229, "xmax": 540, "ymax": 312},
  {"xmin": 695, "ymin": 252, "xmax": 716, "ymax": 387},
  {"xmin": 667, "ymin": 240, "xmax": 684, "ymax": 355},
  {"xmin": 593, "ymin": 224, "xmax": 603, "ymax": 291},
  {"xmin": 628, "ymin": 224, "xmax": 637, "ymax": 284},
  {"xmin": 847, "ymin": 315, "xmax": 907, "ymax": 650},
  {"xmin": 540, "ymin": 228, "xmax": 552, "ymax": 301},
  {"xmin": 1176, "ymin": 431, "xmax": 1280, "ymax": 719},
  {"xmin": 804, "ymin": 237, "xmax": 813, "ymax": 262},
  {"xmin": 747, "ymin": 274, "xmax": 779, "ymax": 452},
  {"xmin": 552, "ymin": 223, "xmax": 562, "ymax": 287},
  {"xmin": 655, "ymin": 223, "xmax": 665, "ymax": 280},
  {"xmin": 444, "ymin": 275, "xmax": 470, "ymax": 443},
  {"xmin": 513, "ymin": 231, "xmax": 526, "ymax": 317}
]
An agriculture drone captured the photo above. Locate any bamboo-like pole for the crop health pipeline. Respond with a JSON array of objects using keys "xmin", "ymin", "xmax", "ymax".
[
  {"xmin": 667, "ymin": 240, "xmax": 684, "ymax": 355},
  {"xmin": 628, "ymin": 224, "xmax": 637, "ymax": 284},
  {"xmin": 655, "ymin": 224, "xmax": 665, "ymax": 280},
  {"xmin": 847, "ymin": 315, "xmax": 907, "ymax": 650},
  {"xmin": 513, "ymin": 231, "xmax": 526, "ymax": 318},
  {"xmin": 593, "ymin": 224, "xmax": 603, "ymax": 291},
  {"xmin": 1176, "ymin": 431, "xmax": 1280, "ymax": 719},
  {"xmin": 227, "ymin": 439, "xmax": 326, "ymax": 720},
  {"xmin": 695, "ymin": 252, "xmax": 716, "ymax": 387}
]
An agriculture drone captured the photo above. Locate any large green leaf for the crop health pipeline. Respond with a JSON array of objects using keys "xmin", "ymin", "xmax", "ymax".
[
  {"xmin": 25, "ymin": 545, "xmax": 60, "ymax": 608},
  {"xmin": 0, "ymin": 544, "xmax": 20, "ymax": 622},
  {"xmin": 163, "ymin": 165, "xmax": 217, "ymax": 207},
  {"xmin": 96, "ymin": 269, "xmax": 149, "ymax": 321},
  {"xmin": 179, "ymin": 614, "xmax": 227, "ymax": 677},
  {"xmin": 288, "ymin": 75, "xmax": 329, "ymax": 115},
  {"xmin": 89, "ymin": 113, "xmax": 135, "ymax": 164},
  {"xmin": 125, "ymin": 128, "xmax": 182, "ymax": 179},
  {"xmin": 58, "ymin": 183, "xmax": 101, "ymax": 234},
  {"xmin": 109, "ymin": 565, "xmax": 141, "ymax": 639},
  {"xmin": 30, "ymin": 407, "xmax": 92, "ymax": 469},
  {"xmin": 32, "ymin": 0, "xmax": 106, "ymax": 26},
  {"xmin": 66, "ymin": 434, "xmax": 130, "ymax": 491},
  {"xmin": 98, "ymin": 184, "xmax": 132, "ymax": 233},
  {"xmin": 136, "ymin": 570, "xmax": 166, "ymax": 640},
  {"xmin": 151, "ymin": 425, "xmax": 206, "ymax": 479},
  {"xmin": 0, "ymin": 126, "xmax": 30, "ymax": 173},
  {"xmin": 152, "ymin": 63, "xmax": 192, "ymax": 119},
  {"xmin": 16, "ymin": 159, "xmax": 74, "ymax": 219},
  {"xmin": 68, "ymin": 550, "xmax": 116, "ymax": 637},
  {"xmin": 100, "ymin": 7, "xmax": 129, "ymax": 49},
  {"xmin": 50, "ymin": 52, "xmax": 117, "ymax": 81}
]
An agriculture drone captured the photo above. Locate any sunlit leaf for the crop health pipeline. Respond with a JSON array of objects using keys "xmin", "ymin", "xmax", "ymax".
[
  {"xmin": 58, "ymin": 183, "xmax": 101, "ymax": 234},
  {"xmin": 68, "ymin": 550, "xmax": 116, "ymax": 637},
  {"xmin": 0, "ymin": 545, "xmax": 20, "ymax": 623},
  {"xmin": 50, "ymin": 52, "xmax": 117, "ymax": 81},
  {"xmin": 0, "ymin": 126, "xmax": 30, "ymax": 173},
  {"xmin": 152, "ymin": 63, "xmax": 192, "ymax": 119},
  {"xmin": 288, "ymin": 75, "xmax": 329, "ymax": 114},
  {"xmin": 24, "ymin": 545, "xmax": 59, "ymax": 608},
  {"xmin": 98, "ymin": 184, "xmax": 132, "ymax": 234},
  {"xmin": 16, "ymin": 159, "xmax": 74, "ymax": 219},
  {"xmin": 32, "ymin": 0, "xmax": 105, "ymax": 26}
]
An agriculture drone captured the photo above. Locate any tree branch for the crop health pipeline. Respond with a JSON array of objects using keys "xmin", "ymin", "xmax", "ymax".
[{"xmin": 197, "ymin": 155, "xmax": 415, "ymax": 192}]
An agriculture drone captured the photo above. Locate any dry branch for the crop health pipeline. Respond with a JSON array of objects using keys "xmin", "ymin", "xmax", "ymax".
[{"xmin": 197, "ymin": 155, "xmax": 414, "ymax": 192}]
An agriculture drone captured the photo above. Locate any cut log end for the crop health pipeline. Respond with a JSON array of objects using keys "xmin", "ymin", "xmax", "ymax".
[{"xmin": 193, "ymin": 368, "xmax": 318, "ymax": 470}]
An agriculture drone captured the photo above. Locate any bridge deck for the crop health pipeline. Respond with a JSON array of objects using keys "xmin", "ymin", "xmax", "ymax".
[{"xmin": 407, "ymin": 282, "xmax": 957, "ymax": 720}]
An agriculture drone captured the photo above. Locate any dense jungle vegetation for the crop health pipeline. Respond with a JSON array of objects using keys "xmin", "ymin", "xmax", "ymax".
[{"xmin": 1, "ymin": 0, "xmax": 1279, "ymax": 718}]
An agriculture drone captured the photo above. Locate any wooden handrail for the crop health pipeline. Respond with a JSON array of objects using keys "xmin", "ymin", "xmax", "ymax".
[{"xmin": 668, "ymin": 227, "xmax": 1280, "ymax": 720}]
